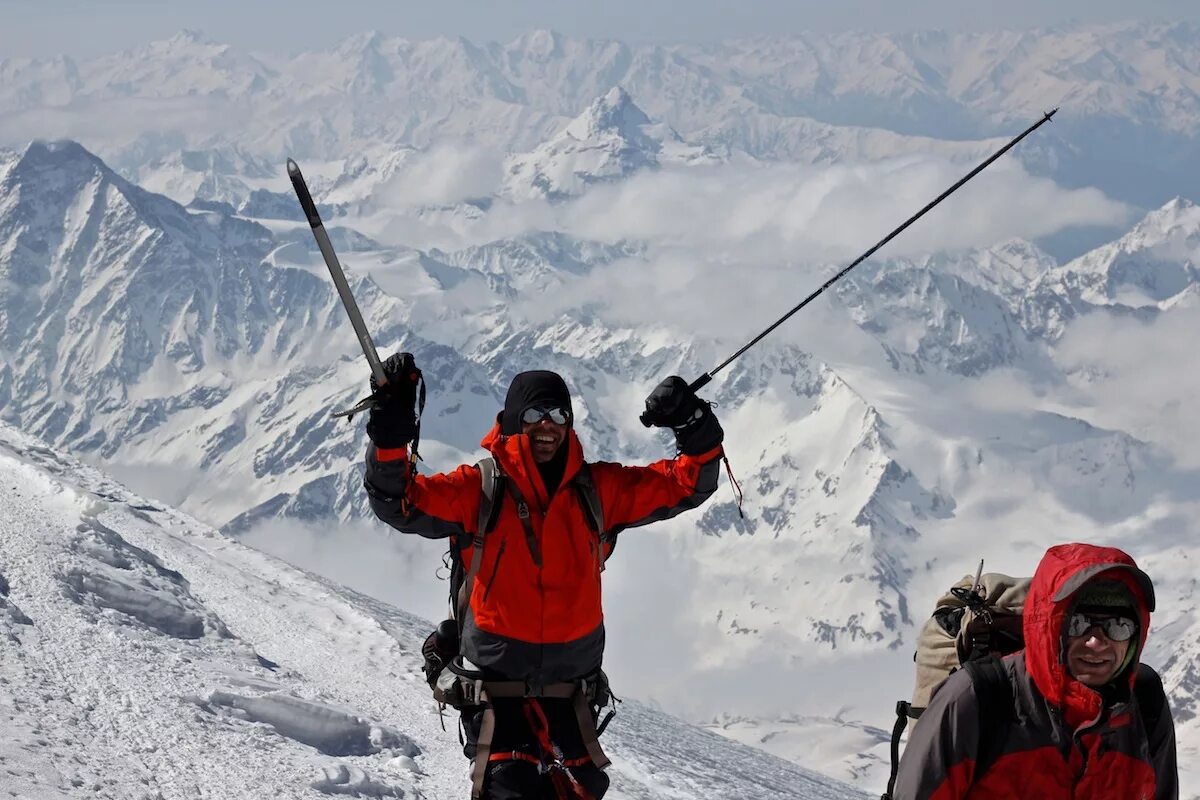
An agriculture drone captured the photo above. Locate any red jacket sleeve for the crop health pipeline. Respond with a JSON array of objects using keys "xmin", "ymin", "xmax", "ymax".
[
  {"xmin": 363, "ymin": 445, "xmax": 481, "ymax": 539},
  {"xmin": 589, "ymin": 444, "xmax": 723, "ymax": 534}
]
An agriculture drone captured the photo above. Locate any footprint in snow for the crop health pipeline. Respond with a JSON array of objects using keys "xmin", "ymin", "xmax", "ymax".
[
  {"xmin": 312, "ymin": 763, "xmax": 414, "ymax": 798},
  {"xmin": 199, "ymin": 689, "xmax": 421, "ymax": 759}
]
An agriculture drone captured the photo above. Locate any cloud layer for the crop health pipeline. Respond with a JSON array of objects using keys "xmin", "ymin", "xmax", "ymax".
[
  {"xmin": 1055, "ymin": 304, "xmax": 1200, "ymax": 468},
  {"xmin": 368, "ymin": 149, "xmax": 1131, "ymax": 341},
  {"xmin": 377, "ymin": 149, "xmax": 1129, "ymax": 253},
  {"xmin": 375, "ymin": 143, "xmax": 504, "ymax": 209}
]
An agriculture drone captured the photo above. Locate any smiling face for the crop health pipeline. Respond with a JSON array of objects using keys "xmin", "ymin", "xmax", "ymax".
[
  {"xmin": 522, "ymin": 416, "xmax": 568, "ymax": 463},
  {"xmin": 1065, "ymin": 615, "xmax": 1133, "ymax": 688}
]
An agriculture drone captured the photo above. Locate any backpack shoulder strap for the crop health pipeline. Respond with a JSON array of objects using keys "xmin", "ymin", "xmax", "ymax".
[
  {"xmin": 884, "ymin": 660, "xmax": 1010, "ymax": 800},
  {"xmin": 457, "ymin": 457, "xmax": 504, "ymax": 624},
  {"xmin": 572, "ymin": 463, "xmax": 605, "ymax": 534},
  {"xmin": 476, "ymin": 457, "xmax": 504, "ymax": 536},
  {"xmin": 882, "ymin": 700, "xmax": 920, "ymax": 800},
  {"xmin": 1133, "ymin": 663, "xmax": 1167, "ymax": 739},
  {"xmin": 963, "ymin": 656, "xmax": 1014, "ymax": 779},
  {"xmin": 571, "ymin": 462, "xmax": 611, "ymax": 560}
]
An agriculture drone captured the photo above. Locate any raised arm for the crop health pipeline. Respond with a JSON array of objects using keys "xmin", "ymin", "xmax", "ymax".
[
  {"xmin": 597, "ymin": 375, "xmax": 724, "ymax": 532},
  {"xmin": 364, "ymin": 445, "xmax": 480, "ymax": 539},
  {"xmin": 360, "ymin": 352, "xmax": 478, "ymax": 539}
]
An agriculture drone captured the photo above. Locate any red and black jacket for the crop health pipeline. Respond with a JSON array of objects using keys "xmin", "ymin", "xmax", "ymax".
[
  {"xmin": 893, "ymin": 543, "xmax": 1178, "ymax": 800},
  {"xmin": 364, "ymin": 422, "xmax": 722, "ymax": 686}
]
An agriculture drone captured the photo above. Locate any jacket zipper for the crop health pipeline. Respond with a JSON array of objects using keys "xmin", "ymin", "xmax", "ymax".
[
  {"xmin": 482, "ymin": 540, "xmax": 507, "ymax": 602},
  {"xmin": 1072, "ymin": 706, "xmax": 1108, "ymax": 777}
]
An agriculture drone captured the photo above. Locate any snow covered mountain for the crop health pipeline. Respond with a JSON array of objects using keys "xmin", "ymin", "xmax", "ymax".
[
  {"xmin": 2, "ymin": 137, "xmax": 1199, "ymax": 797},
  {"xmin": 119, "ymin": 146, "xmax": 276, "ymax": 210},
  {"xmin": 503, "ymin": 87, "xmax": 721, "ymax": 200},
  {"xmin": 0, "ymin": 420, "xmax": 864, "ymax": 799},
  {"xmin": 1031, "ymin": 197, "xmax": 1200, "ymax": 322},
  {"xmin": 0, "ymin": 139, "xmax": 448, "ymax": 527},
  {"xmin": 430, "ymin": 232, "xmax": 644, "ymax": 297},
  {"xmin": 4, "ymin": 23, "xmax": 1200, "ymax": 205},
  {"xmin": 834, "ymin": 241, "xmax": 1057, "ymax": 377}
]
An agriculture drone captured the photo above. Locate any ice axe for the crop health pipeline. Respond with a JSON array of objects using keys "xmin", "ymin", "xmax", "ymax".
[
  {"xmin": 649, "ymin": 108, "xmax": 1058, "ymax": 416},
  {"xmin": 287, "ymin": 158, "xmax": 388, "ymax": 419}
]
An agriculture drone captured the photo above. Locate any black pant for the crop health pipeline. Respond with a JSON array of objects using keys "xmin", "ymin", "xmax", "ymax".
[
  {"xmin": 483, "ymin": 760, "xmax": 609, "ymax": 800},
  {"xmin": 463, "ymin": 699, "xmax": 610, "ymax": 800}
]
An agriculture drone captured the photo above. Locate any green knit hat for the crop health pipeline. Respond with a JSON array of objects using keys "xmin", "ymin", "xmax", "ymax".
[{"xmin": 1073, "ymin": 579, "xmax": 1137, "ymax": 614}]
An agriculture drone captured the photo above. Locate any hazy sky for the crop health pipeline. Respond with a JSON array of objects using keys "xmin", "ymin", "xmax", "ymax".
[{"xmin": 3, "ymin": 0, "xmax": 1199, "ymax": 58}]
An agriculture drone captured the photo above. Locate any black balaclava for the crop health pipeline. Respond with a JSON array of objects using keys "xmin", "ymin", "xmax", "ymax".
[{"xmin": 500, "ymin": 371, "xmax": 573, "ymax": 494}]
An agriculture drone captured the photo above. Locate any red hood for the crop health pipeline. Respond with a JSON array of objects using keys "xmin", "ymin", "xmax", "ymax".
[
  {"xmin": 480, "ymin": 421, "xmax": 585, "ymax": 511},
  {"xmin": 1024, "ymin": 543, "xmax": 1155, "ymax": 726}
]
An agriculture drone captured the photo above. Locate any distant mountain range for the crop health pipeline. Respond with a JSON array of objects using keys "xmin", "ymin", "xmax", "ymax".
[{"xmin": 3, "ymin": 23, "xmax": 1200, "ymax": 206}]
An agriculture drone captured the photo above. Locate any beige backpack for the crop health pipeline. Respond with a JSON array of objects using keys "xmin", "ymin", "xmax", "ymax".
[
  {"xmin": 882, "ymin": 566, "xmax": 1030, "ymax": 800},
  {"xmin": 910, "ymin": 570, "xmax": 1029, "ymax": 708}
]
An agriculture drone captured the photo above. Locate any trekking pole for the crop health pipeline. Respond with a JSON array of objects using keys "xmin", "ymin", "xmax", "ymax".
[{"xmin": 686, "ymin": 109, "xmax": 1058, "ymax": 393}]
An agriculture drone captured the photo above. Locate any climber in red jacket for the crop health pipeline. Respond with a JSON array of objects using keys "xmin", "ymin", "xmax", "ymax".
[
  {"xmin": 893, "ymin": 542, "xmax": 1178, "ymax": 800},
  {"xmin": 362, "ymin": 353, "xmax": 724, "ymax": 799}
]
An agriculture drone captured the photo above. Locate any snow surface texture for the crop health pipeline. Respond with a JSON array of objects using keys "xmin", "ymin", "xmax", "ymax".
[
  {"xmin": 0, "ymin": 421, "xmax": 865, "ymax": 799},
  {"xmin": 3, "ymin": 26, "xmax": 1200, "ymax": 799}
]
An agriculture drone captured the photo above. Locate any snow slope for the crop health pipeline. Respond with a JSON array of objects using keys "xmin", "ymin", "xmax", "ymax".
[{"xmin": 0, "ymin": 420, "xmax": 865, "ymax": 800}]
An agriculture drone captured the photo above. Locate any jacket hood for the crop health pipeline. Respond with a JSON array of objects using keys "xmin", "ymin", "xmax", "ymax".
[
  {"xmin": 1024, "ymin": 543, "xmax": 1154, "ymax": 726},
  {"xmin": 480, "ymin": 421, "xmax": 585, "ymax": 510}
]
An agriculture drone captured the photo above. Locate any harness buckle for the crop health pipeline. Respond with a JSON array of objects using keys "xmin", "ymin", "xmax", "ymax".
[{"xmin": 539, "ymin": 744, "xmax": 568, "ymax": 775}]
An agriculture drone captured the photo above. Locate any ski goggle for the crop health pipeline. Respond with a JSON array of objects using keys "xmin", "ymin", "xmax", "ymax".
[
  {"xmin": 1066, "ymin": 612, "xmax": 1138, "ymax": 642},
  {"xmin": 520, "ymin": 406, "xmax": 571, "ymax": 426}
]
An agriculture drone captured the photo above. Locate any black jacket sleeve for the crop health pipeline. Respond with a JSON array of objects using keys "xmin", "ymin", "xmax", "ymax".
[{"xmin": 892, "ymin": 668, "xmax": 982, "ymax": 800}]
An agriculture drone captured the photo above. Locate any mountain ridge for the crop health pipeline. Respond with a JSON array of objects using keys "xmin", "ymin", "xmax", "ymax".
[{"xmin": 5, "ymin": 23, "xmax": 1200, "ymax": 205}]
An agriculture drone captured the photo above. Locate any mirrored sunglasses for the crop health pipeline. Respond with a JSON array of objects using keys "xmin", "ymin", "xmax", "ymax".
[
  {"xmin": 1066, "ymin": 612, "xmax": 1137, "ymax": 642},
  {"xmin": 521, "ymin": 406, "xmax": 571, "ymax": 426}
]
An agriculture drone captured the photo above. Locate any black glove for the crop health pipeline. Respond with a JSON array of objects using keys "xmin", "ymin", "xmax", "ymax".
[
  {"xmin": 366, "ymin": 352, "xmax": 423, "ymax": 449},
  {"xmin": 420, "ymin": 619, "xmax": 459, "ymax": 689},
  {"xmin": 641, "ymin": 376, "xmax": 724, "ymax": 455}
]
